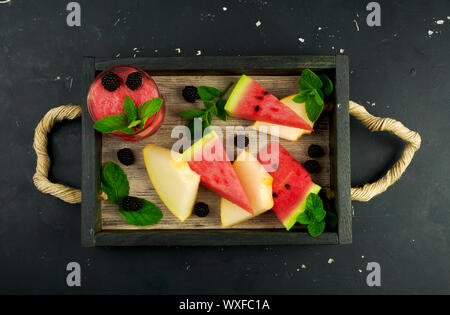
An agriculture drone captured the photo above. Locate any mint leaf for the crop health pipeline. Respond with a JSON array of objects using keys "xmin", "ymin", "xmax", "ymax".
[
  {"xmin": 204, "ymin": 111, "xmax": 213, "ymax": 126},
  {"xmin": 312, "ymin": 206, "xmax": 326, "ymax": 222},
  {"xmin": 312, "ymin": 89, "xmax": 324, "ymax": 106},
  {"xmin": 320, "ymin": 74, "xmax": 334, "ymax": 95},
  {"xmin": 305, "ymin": 96, "xmax": 323, "ymax": 122},
  {"xmin": 93, "ymin": 114, "xmax": 135, "ymax": 134},
  {"xmin": 123, "ymin": 95, "xmax": 138, "ymax": 123},
  {"xmin": 119, "ymin": 198, "xmax": 163, "ymax": 226},
  {"xmin": 316, "ymin": 88, "xmax": 324, "ymax": 100},
  {"xmin": 138, "ymin": 97, "xmax": 163, "ymax": 128},
  {"xmin": 101, "ymin": 162, "xmax": 130, "ymax": 204},
  {"xmin": 326, "ymin": 211, "xmax": 338, "ymax": 228},
  {"xmin": 198, "ymin": 86, "xmax": 220, "ymax": 101},
  {"xmin": 293, "ymin": 90, "xmax": 310, "ymax": 103},
  {"xmin": 204, "ymin": 101, "xmax": 218, "ymax": 115},
  {"xmin": 128, "ymin": 120, "xmax": 142, "ymax": 129},
  {"xmin": 301, "ymin": 69, "xmax": 323, "ymax": 89},
  {"xmin": 179, "ymin": 109, "xmax": 205, "ymax": 119},
  {"xmin": 307, "ymin": 221, "xmax": 325, "ymax": 237},
  {"xmin": 297, "ymin": 211, "xmax": 313, "ymax": 225},
  {"xmin": 306, "ymin": 193, "xmax": 323, "ymax": 212},
  {"xmin": 216, "ymin": 99, "xmax": 228, "ymax": 121},
  {"xmin": 298, "ymin": 78, "xmax": 315, "ymax": 91}
]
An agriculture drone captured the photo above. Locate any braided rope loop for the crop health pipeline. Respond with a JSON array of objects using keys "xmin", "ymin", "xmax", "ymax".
[
  {"xmin": 349, "ymin": 101, "xmax": 421, "ymax": 202},
  {"xmin": 33, "ymin": 105, "xmax": 82, "ymax": 204}
]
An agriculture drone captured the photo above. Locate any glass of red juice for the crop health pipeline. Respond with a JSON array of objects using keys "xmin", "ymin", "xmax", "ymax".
[{"xmin": 87, "ymin": 65, "xmax": 165, "ymax": 142}]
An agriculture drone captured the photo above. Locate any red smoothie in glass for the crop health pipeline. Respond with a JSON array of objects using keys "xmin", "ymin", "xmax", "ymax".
[{"xmin": 88, "ymin": 65, "xmax": 165, "ymax": 141}]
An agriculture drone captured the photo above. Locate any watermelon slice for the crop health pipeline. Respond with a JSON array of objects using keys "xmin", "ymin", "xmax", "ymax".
[
  {"xmin": 225, "ymin": 75, "xmax": 313, "ymax": 130},
  {"xmin": 258, "ymin": 142, "xmax": 321, "ymax": 230},
  {"xmin": 183, "ymin": 131, "xmax": 253, "ymax": 214}
]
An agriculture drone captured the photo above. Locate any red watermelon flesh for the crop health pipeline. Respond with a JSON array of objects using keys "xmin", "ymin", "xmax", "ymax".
[
  {"xmin": 183, "ymin": 131, "xmax": 253, "ymax": 214},
  {"xmin": 225, "ymin": 75, "xmax": 313, "ymax": 131},
  {"xmin": 258, "ymin": 142, "xmax": 321, "ymax": 230}
]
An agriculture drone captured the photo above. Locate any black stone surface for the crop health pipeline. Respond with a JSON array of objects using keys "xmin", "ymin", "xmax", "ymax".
[{"xmin": 0, "ymin": 0, "xmax": 449, "ymax": 294}]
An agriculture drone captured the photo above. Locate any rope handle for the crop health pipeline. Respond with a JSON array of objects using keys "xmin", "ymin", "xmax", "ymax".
[
  {"xmin": 349, "ymin": 101, "xmax": 421, "ymax": 201},
  {"xmin": 32, "ymin": 102, "xmax": 421, "ymax": 204},
  {"xmin": 33, "ymin": 105, "xmax": 82, "ymax": 204}
]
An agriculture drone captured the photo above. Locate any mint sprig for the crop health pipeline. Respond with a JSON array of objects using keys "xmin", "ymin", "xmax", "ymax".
[
  {"xmin": 93, "ymin": 96, "xmax": 163, "ymax": 134},
  {"xmin": 101, "ymin": 162, "xmax": 163, "ymax": 226},
  {"xmin": 179, "ymin": 82, "xmax": 233, "ymax": 139},
  {"xmin": 293, "ymin": 69, "xmax": 334, "ymax": 122},
  {"xmin": 296, "ymin": 193, "xmax": 337, "ymax": 237}
]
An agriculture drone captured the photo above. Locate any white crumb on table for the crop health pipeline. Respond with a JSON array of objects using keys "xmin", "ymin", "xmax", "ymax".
[
  {"xmin": 339, "ymin": 48, "xmax": 345, "ymax": 54},
  {"xmin": 113, "ymin": 18, "xmax": 120, "ymax": 26},
  {"xmin": 331, "ymin": 46, "xmax": 335, "ymax": 50},
  {"xmin": 256, "ymin": 20, "xmax": 262, "ymax": 27},
  {"xmin": 328, "ymin": 258, "xmax": 335, "ymax": 264},
  {"xmin": 435, "ymin": 20, "xmax": 445, "ymax": 25},
  {"xmin": 298, "ymin": 37, "xmax": 305, "ymax": 43},
  {"xmin": 301, "ymin": 264, "xmax": 307, "ymax": 269},
  {"xmin": 196, "ymin": 50, "xmax": 202, "ymax": 56},
  {"xmin": 358, "ymin": 269, "xmax": 362, "ymax": 273},
  {"xmin": 222, "ymin": 7, "xmax": 227, "ymax": 11},
  {"xmin": 428, "ymin": 30, "xmax": 434, "ymax": 36},
  {"xmin": 115, "ymin": 53, "xmax": 120, "ymax": 58},
  {"xmin": 318, "ymin": 26, "xmax": 322, "ymax": 30},
  {"xmin": 361, "ymin": 255, "xmax": 365, "ymax": 259},
  {"xmin": 353, "ymin": 19, "xmax": 360, "ymax": 31},
  {"xmin": 175, "ymin": 48, "xmax": 181, "ymax": 53}
]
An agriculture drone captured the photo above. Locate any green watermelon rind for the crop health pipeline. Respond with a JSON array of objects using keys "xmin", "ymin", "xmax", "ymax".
[
  {"xmin": 224, "ymin": 75, "xmax": 252, "ymax": 115},
  {"xmin": 182, "ymin": 130, "xmax": 218, "ymax": 161},
  {"xmin": 283, "ymin": 183, "xmax": 322, "ymax": 231}
]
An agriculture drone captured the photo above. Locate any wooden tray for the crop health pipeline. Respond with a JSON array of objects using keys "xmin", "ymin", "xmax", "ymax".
[{"xmin": 81, "ymin": 56, "xmax": 351, "ymax": 246}]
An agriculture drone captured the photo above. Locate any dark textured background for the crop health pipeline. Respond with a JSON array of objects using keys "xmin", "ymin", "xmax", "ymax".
[{"xmin": 0, "ymin": 0, "xmax": 449, "ymax": 294}]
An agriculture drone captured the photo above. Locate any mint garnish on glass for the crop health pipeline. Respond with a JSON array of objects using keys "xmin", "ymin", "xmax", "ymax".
[
  {"xmin": 93, "ymin": 96, "xmax": 163, "ymax": 134},
  {"xmin": 293, "ymin": 69, "xmax": 334, "ymax": 122},
  {"xmin": 296, "ymin": 193, "xmax": 337, "ymax": 237},
  {"xmin": 101, "ymin": 162, "xmax": 163, "ymax": 226}
]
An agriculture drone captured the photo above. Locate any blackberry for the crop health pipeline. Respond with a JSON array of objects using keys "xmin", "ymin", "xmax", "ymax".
[
  {"xmin": 308, "ymin": 144, "xmax": 325, "ymax": 159},
  {"xmin": 234, "ymin": 135, "xmax": 249, "ymax": 148},
  {"xmin": 182, "ymin": 86, "xmax": 200, "ymax": 103},
  {"xmin": 304, "ymin": 160, "xmax": 321, "ymax": 173},
  {"xmin": 117, "ymin": 148, "xmax": 135, "ymax": 166},
  {"xmin": 101, "ymin": 72, "xmax": 120, "ymax": 92},
  {"xmin": 194, "ymin": 202, "xmax": 210, "ymax": 217},
  {"xmin": 126, "ymin": 72, "xmax": 142, "ymax": 90},
  {"xmin": 122, "ymin": 196, "xmax": 142, "ymax": 212}
]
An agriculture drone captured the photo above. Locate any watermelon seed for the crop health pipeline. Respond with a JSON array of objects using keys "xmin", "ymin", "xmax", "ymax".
[
  {"xmin": 263, "ymin": 91, "xmax": 268, "ymax": 95},
  {"xmin": 272, "ymin": 193, "xmax": 278, "ymax": 198},
  {"xmin": 285, "ymin": 184, "xmax": 291, "ymax": 190},
  {"xmin": 273, "ymin": 164, "xmax": 278, "ymax": 170},
  {"xmin": 257, "ymin": 96, "xmax": 263, "ymax": 100},
  {"xmin": 254, "ymin": 105, "xmax": 260, "ymax": 112}
]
